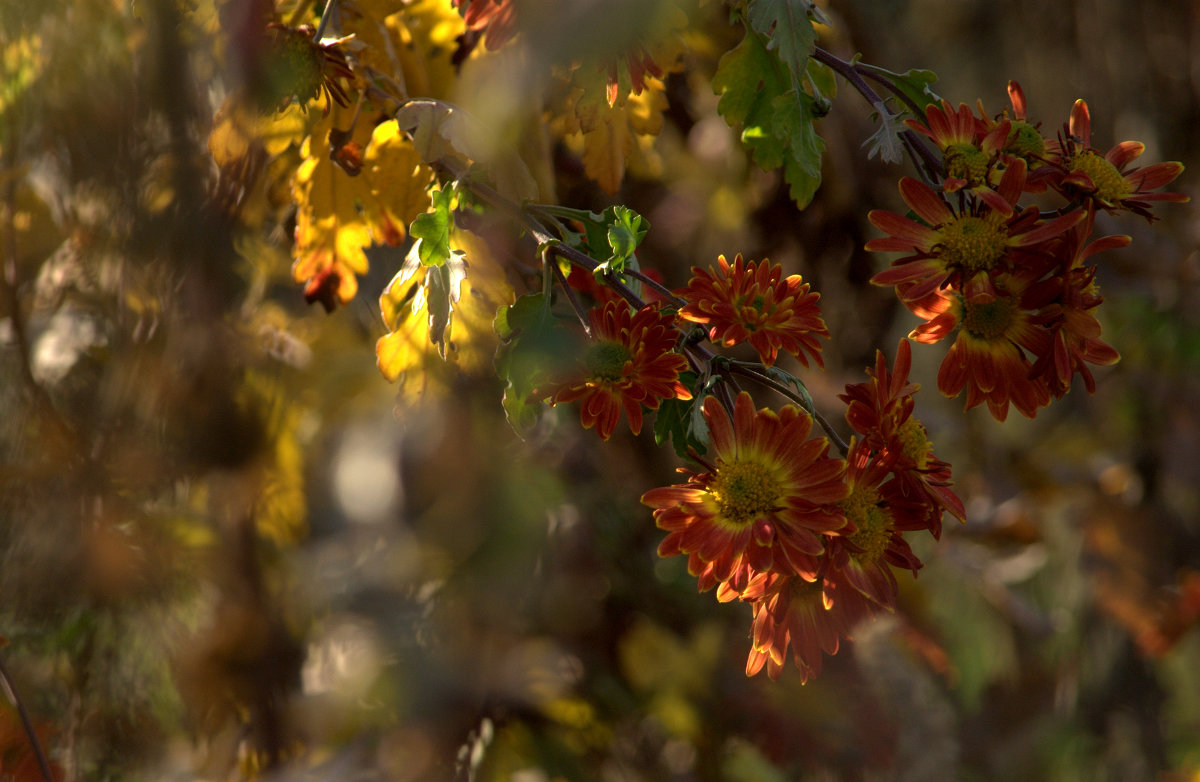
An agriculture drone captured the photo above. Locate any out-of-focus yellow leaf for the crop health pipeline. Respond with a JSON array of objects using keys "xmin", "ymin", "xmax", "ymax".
[
  {"xmin": 395, "ymin": 99, "xmax": 539, "ymax": 200},
  {"xmin": 0, "ymin": 33, "xmax": 44, "ymax": 115},
  {"xmin": 341, "ymin": 0, "xmax": 465, "ymax": 103},
  {"xmin": 558, "ymin": 75, "xmax": 669, "ymax": 195},
  {"xmin": 375, "ymin": 225, "xmax": 513, "ymax": 402},
  {"xmin": 291, "ymin": 109, "xmax": 432, "ymax": 311},
  {"xmin": 363, "ymin": 120, "xmax": 432, "ymax": 245}
]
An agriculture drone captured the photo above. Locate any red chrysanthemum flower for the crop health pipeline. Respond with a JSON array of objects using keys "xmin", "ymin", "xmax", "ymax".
[
  {"xmin": 677, "ymin": 254, "xmax": 829, "ymax": 369},
  {"xmin": 912, "ymin": 272, "xmax": 1053, "ymax": 421},
  {"xmin": 996, "ymin": 80, "xmax": 1049, "ymax": 165},
  {"xmin": 453, "ymin": 0, "xmax": 518, "ymax": 51},
  {"xmin": 543, "ymin": 300, "xmax": 691, "ymax": 440},
  {"xmin": 261, "ymin": 23, "xmax": 355, "ymax": 114},
  {"xmin": 824, "ymin": 440, "xmax": 925, "ymax": 609},
  {"xmin": 906, "ymin": 99, "xmax": 1009, "ymax": 192},
  {"xmin": 740, "ymin": 570, "xmax": 876, "ymax": 682},
  {"xmin": 839, "ymin": 339, "xmax": 965, "ymax": 537},
  {"xmin": 642, "ymin": 392, "xmax": 848, "ymax": 594},
  {"xmin": 1025, "ymin": 212, "xmax": 1128, "ymax": 397},
  {"xmin": 868, "ymin": 164, "xmax": 1084, "ymax": 306},
  {"xmin": 1049, "ymin": 99, "xmax": 1187, "ymax": 221}
]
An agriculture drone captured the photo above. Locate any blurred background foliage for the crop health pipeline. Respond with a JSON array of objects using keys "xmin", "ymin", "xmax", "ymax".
[{"xmin": 1, "ymin": 0, "xmax": 1199, "ymax": 780}]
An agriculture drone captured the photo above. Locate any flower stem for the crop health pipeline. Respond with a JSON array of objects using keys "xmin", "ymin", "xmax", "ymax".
[{"xmin": 0, "ymin": 652, "xmax": 56, "ymax": 782}]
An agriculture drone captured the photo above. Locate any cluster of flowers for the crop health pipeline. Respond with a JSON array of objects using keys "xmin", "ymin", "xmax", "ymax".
[
  {"xmin": 537, "ymin": 255, "xmax": 964, "ymax": 680},
  {"xmin": 868, "ymin": 83, "xmax": 1186, "ymax": 420},
  {"xmin": 526, "ymin": 84, "xmax": 1185, "ymax": 682}
]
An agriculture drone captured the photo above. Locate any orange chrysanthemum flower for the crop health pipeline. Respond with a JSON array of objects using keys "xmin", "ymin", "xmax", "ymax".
[
  {"xmin": 1049, "ymin": 99, "xmax": 1187, "ymax": 221},
  {"xmin": 1026, "ymin": 213, "xmax": 1128, "ymax": 397},
  {"xmin": 543, "ymin": 300, "xmax": 692, "ymax": 440},
  {"xmin": 740, "ymin": 570, "xmax": 876, "ymax": 682},
  {"xmin": 642, "ymin": 392, "xmax": 848, "ymax": 594},
  {"xmin": 912, "ymin": 272, "xmax": 1053, "ymax": 421},
  {"xmin": 906, "ymin": 99, "xmax": 1008, "ymax": 191},
  {"xmin": 678, "ymin": 254, "xmax": 829, "ymax": 369},
  {"xmin": 839, "ymin": 339, "xmax": 965, "ymax": 537},
  {"xmin": 868, "ymin": 165, "xmax": 1084, "ymax": 305},
  {"xmin": 824, "ymin": 440, "xmax": 925, "ymax": 609}
]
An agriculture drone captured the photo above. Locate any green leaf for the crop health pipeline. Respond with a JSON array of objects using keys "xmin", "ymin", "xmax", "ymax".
[
  {"xmin": 409, "ymin": 185, "xmax": 454, "ymax": 267},
  {"xmin": 493, "ymin": 293, "xmax": 577, "ymax": 436},
  {"xmin": 714, "ymin": 31, "xmax": 826, "ymax": 209},
  {"xmin": 604, "ymin": 205, "xmax": 648, "ymax": 271},
  {"xmin": 652, "ymin": 373, "xmax": 708, "ymax": 458},
  {"xmin": 772, "ymin": 90, "xmax": 825, "ymax": 205},
  {"xmin": 857, "ymin": 64, "xmax": 941, "ymax": 113},
  {"xmin": 745, "ymin": 0, "xmax": 822, "ymax": 93},
  {"xmin": 762, "ymin": 365, "xmax": 814, "ymax": 412},
  {"xmin": 425, "ymin": 253, "xmax": 466, "ymax": 358}
]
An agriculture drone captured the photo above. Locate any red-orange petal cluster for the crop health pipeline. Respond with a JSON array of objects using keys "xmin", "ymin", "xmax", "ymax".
[
  {"xmin": 543, "ymin": 300, "xmax": 691, "ymax": 441},
  {"xmin": 677, "ymin": 254, "xmax": 829, "ymax": 369},
  {"xmin": 643, "ymin": 392, "xmax": 848, "ymax": 594},
  {"xmin": 869, "ymin": 83, "xmax": 1186, "ymax": 420}
]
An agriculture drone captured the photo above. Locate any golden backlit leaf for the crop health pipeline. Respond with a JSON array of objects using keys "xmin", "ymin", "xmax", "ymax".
[
  {"xmin": 375, "ymin": 226, "xmax": 513, "ymax": 400},
  {"xmin": 291, "ymin": 109, "xmax": 434, "ymax": 310},
  {"xmin": 558, "ymin": 75, "xmax": 669, "ymax": 195}
]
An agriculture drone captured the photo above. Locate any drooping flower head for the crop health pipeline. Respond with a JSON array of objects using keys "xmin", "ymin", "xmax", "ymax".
[
  {"xmin": 740, "ymin": 570, "xmax": 876, "ymax": 682},
  {"xmin": 912, "ymin": 271, "xmax": 1053, "ymax": 421},
  {"xmin": 678, "ymin": 254, "xmax": 829, "ymax": 369},
  {"xmin": 259, "ymin": 24, "xmax": 355, "ymax": 114},
  {"xmin": 839, "ymin": 339, "xmax": 965, "ymax": 537},
  {"xmin": 642, "ymin": 392, "xmax": 848, "ymax": 594},
  {"xmin": 1025, "ymin": 212, "xmax": 1128, "ymax": 397},
  {"xmin": 543, "ymin": 300, "xmax": 691, "ymax": 440},
  {"xmin": 1048, "ymin": 99, "xmax": 1187, "ymax": 221}
]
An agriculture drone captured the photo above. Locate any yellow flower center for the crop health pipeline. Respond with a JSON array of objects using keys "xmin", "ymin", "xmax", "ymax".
[
  {"xmin": 711, "ymin": 460, "xmax": 782, "ymax": 527},
  {"xmin": 840, "ymin": 484, "xmax": 893, "ymax": 563},
  {"xmin": 944, "ymin": 143, "xmax": 989, "ymax": 185},
  {"xmin": 897, "ymin": 416, "xmax": 932, "ymax": 470},
  {"xmin": 1004, "ymin": 121, "xmax": 1045, "ymax": 159},
  {"xmin": 962, "ymin": 295, "xmax": 1018, "ymax": 340},
  {"xmin": 1069, "ymin": 151, "xmax": 1130, "ymax": 203},
  {"xmin": 937, "ymin": 215, "xmax": 1008, "ymax": 273},
  {"xmin": 585, "ymin": 341, "xmax": 631, "ymax": 381}
]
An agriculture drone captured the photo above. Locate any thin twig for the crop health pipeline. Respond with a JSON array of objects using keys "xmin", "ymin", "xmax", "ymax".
[
  {"xmin": 0, "ymin": 653, "xmax": 57, "ymax": 782},
  {"xmin": 313, "ymin": 0, "xmax": 337, "ymax": 40},
  {"xmin": 812, "ymin": 47, "xmax": 943, "ymax": 186},
  {"xmin": 725, "ymin": 363, "xmax": 850, "ymax": 453}
]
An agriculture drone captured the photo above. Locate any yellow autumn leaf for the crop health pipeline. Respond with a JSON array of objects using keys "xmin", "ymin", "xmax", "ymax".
[
  {"xmin": 363, "ymin": 120, "xmax": 433, "ymax": 246},
  {"xmin": 341, "ymin": 0, "xmax": 465, "ymax": 103},
  {"xmin": 562, "ymin": 75, "xmax": 669, "ymax": 195},
  {"xmin": 375, "ymin": 225, "xmax": 513, "ymax": 401}
]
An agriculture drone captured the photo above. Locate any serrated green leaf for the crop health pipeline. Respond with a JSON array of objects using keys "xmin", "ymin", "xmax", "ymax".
[
  {"xmin": 653, "ymin": 373, "xmax": 707, "ymax": 458},
  {"xmin": 493, "ymin": 293, "xmax": 578, "ymax": 436},
  {"xmin": 605, "ymin": 206, "xmax": 648, "ymax": 267},
  {"xmin": 715, "ymin": 32, "xmax": 826, "ymax": 209},
  {"xmin": 773, "ymin": 90, "xmax": 825, "ymax": 208},
  {"xmin": 409, "ymin": 186, "xmax": 454, "ymax": 267},
  {"xmin": 763, "ymin": 365, "xmax": 814, "ymax": 412},
  {"xmin": 746, "ymin": 0, "xmax": 821, "ymax": 92},
  {"xmin": 858, "ymin": 64, "xmax": 941, "ymax": 113},
  {"xmin": 714, "ymin": 31, "xmax": 791, "ymax": 171}
]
